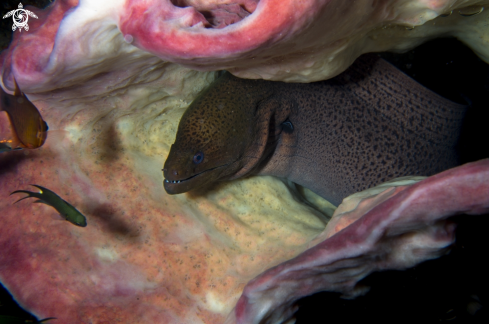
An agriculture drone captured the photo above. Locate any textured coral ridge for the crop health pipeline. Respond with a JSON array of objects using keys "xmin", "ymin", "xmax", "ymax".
[
  {"xmin": 232, "ymin": 160, "xmax": 489, "ymax": 324},
  {"xmin": 2, "ymin": 0, "xmax": 489, "ymax": 89}
]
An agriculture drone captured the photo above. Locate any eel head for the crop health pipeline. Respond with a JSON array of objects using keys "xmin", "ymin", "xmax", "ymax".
[{"xmin": 163, "ymin": 72, "xmax": 275, "ymax": 194}]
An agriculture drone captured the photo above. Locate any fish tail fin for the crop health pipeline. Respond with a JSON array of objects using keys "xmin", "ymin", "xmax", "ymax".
[
  {"xmin": 13, "ymin": 196, "xmax": 31, "ymax": 204},
  {"xmin": 10, "ymin": 190, "xmax": 32, "ymax": 196},
  {"xmin": 10, "ymin": 191, "xmax": 35, "ymax": 204},
  {"xmin": 10, "ymin": 190, "xmax": 42, "ymax": 204}
]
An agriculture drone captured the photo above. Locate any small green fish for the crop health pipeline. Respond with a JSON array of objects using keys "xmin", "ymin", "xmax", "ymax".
[
  {"xmin": 0, "ymin": 316, "xmax": 56, "ymax": 324},
  {"xmin": 10, "ymin": 185, "xmax": 87, "ymax": 227}
]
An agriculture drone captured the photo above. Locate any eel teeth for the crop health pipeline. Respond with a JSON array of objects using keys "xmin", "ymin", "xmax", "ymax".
[{"xmin": 165, "ymin": 179, "xmax": 181, "ymax": 184}]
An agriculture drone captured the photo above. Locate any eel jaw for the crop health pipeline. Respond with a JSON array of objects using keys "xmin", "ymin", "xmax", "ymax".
[{"xmin": 163, "ymin": 164, "xmax": 229, "ymax": 195}]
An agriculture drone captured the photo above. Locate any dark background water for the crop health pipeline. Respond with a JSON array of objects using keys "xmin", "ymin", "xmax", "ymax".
[{"xmin": 1, "ymin": 0, "xmax": 489, "ymax": 323}]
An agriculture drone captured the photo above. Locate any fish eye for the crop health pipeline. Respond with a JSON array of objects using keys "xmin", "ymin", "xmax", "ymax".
[{"xmin": 193, "ymin": 151, "xmax": 204, "ymax": 164}]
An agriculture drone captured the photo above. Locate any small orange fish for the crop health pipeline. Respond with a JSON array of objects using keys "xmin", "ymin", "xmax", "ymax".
[
  {"xmin": 0, "ymin": 78, "xmax": 48, "ymax": 150},
  {"xmin": 0, "ymin": 111, "xmax": 20, "ymax": 152}
]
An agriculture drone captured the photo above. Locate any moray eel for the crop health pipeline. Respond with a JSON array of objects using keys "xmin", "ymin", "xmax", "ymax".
[
  {"xmin": 10, "ymin": 185, "xmax": 87, "ymax": 227},
  {"xmin": 163, "ymin": 55, "xmax": 467, "ymax": 206}
]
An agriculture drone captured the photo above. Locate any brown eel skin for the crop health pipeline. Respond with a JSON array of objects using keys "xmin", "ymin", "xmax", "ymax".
[{"xmin": 163, "ymin": 54, "xmax": 467, "ymax": 206}]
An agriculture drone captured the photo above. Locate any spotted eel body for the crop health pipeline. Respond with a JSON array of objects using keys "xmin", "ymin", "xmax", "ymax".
[{"xmin": 164, "ymin": 55, "xmax": 467, "ymax": 206}]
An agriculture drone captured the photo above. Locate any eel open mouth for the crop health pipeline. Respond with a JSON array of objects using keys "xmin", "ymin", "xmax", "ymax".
[{"xmin": 163, "ymin": 164, "xmax": 229, "ymax": 194}]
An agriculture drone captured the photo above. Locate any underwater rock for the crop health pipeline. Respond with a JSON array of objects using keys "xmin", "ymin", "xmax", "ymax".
[
  {"xmin": 231, "ymin": 159, "xmax": 489, "ymax": 323},
  {"xmin": 1, "ymin": 0, "xmax": 489, "ymax": 88}
]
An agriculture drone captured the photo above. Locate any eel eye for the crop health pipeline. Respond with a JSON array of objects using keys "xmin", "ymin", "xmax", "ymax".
[
  {"xmin": 193, "ymin": 151, "xmax": 204, "ymax": 164},
  {"xmin": 281, "ymin": 119, "xmax": 294, "ymax": 133}
]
